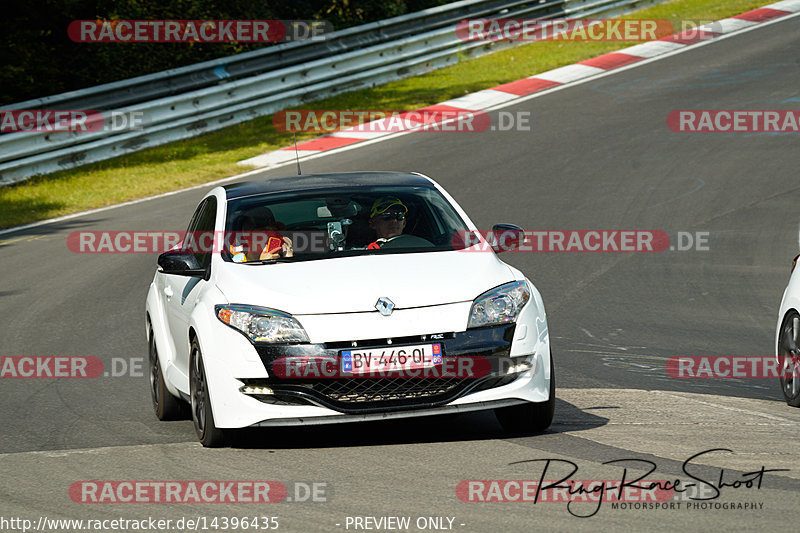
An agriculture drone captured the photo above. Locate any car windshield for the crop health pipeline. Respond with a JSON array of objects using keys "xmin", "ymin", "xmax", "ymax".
[{"xmin": 222, "ymin": 185, "xmax": 471, "ymax": 263}]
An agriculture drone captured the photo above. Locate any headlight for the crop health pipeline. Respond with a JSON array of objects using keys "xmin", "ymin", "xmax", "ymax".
[
  {"xmin": 215, "ymin": 304, "xmax": 309, "ymax": 343},
  {"xmin": 468, "ymin": 281, "xmax": 530, "ymax": 328}
]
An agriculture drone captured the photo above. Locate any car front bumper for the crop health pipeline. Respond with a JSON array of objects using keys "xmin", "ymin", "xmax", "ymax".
[{"xmin": 198, "ymin": 289, "xmax": 551, "ymax": 428}]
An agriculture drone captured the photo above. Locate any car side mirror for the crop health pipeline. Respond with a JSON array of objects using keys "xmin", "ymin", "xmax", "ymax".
[
  {"xmin": 491, "ymin": 224, "xmax": 524, "ymax": 253},
  {"xmin": 157, "ymin": 250, "xmax": 206, "ymax": 277}
]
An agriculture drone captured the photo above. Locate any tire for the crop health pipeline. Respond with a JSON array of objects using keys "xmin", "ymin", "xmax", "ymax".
[
  {"xmin": 778, "ymin": 311, "xmax": 800, "ymax": 407},
  {"xmin": 148, "ymin": 326, "xmax": 182, "ymax": 420},
  {"xmin": 495, "ymin": 354, "xmax": 555, "ymax": 433},
  {"xmin": 190, "ymin": 338, "xmax": 227, "ymax": 447}
]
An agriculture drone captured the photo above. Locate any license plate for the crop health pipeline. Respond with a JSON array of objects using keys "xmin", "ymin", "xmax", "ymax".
[{"xmin": 341, "ymin": 343, "xmax": 442, "ymax": 375}]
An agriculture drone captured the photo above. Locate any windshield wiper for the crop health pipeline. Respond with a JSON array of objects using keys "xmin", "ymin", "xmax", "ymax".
[{"xmin": 257, "ymin": 257, "xmax": 296, "ymax": 264}]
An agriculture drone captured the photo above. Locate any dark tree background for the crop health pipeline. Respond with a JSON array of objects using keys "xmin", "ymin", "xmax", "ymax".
[{"xmin": 0, "ymin": 0, "xmax": 450, "ymax": 105}]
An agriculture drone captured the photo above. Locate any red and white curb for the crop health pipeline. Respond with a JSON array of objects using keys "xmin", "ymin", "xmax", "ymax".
[{"xmin": 238, "ymin": 0, "xmax": 800, "ymax": 169}]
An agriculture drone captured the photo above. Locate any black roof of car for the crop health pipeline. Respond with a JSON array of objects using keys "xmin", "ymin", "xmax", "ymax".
[{"xmin": 224, "ymin": 171, "xmax": 434, "ymax": 199}]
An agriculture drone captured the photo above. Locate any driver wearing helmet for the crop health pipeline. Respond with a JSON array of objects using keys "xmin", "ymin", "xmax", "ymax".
[{"xmin": 367, "ymin": 196, "xmax": 407, "ymax": 249}]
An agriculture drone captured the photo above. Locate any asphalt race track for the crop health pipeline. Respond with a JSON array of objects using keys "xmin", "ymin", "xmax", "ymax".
[{"xmin": 2, "ymin": 13, "xmax": 800, "ymax": 532}]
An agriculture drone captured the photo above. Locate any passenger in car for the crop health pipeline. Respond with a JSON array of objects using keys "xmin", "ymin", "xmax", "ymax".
[
  {"xmin": 228, "ymin": 216, "xmax": 249, "ymax": 263},
  {"xmin": 255, "ymin": 208, "xmax": 293, "ymax": 260},
  {"xmin": 230, "ymin": 208, "xmax": 293, "ymax": 262}
]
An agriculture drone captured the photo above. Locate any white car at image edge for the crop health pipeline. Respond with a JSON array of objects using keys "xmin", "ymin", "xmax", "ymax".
[
  {"xmin": 776, "ymin": 252, "xmax": 800, "ymax": 406},
  {"xmin": 145, "ymin": 171, "xmax": 554, "ymax": 446}
]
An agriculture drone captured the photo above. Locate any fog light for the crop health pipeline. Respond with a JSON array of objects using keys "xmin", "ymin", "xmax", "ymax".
[
  {"xmin": 507, "ymin": 354, "xmax": 537, "ymax": 375},
  {"xmin": 506, "ymin": 362, "xmax": 531, "ymax": 374},
  {"xmin": 240, "ymin": 385, "xmax": 274, "ymax": 395}
]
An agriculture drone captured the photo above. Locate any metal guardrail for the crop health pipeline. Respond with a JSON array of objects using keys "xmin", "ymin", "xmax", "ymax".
[
  {"xmin": 0, "ymin": 0, "xmax": 664, "ymax": 186},
  {"xmin": 2, "ymin": 0, "xmax": 555, "ymax": 113}
]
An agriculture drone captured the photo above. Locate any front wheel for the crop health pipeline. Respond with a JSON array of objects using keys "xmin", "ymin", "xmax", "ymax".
[
  {"xmin": 190, "ymin": 339, "xmax": 227, "ymax": 447},
  {"xmin": 148, "ymin": 326, "xmax": 181, "ymax": 420},
  {"xmin": 494, "ymin": 354, "xmax": 555, "ymax": 433},
  {"xmin": 778, "ymin": 312, "xmax": 800, "ymax": 407}
]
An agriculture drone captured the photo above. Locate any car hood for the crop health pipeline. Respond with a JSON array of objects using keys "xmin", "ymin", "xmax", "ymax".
[{"xmin": 214, "ymin": 250, "xmax": 515, "ymax": 315}]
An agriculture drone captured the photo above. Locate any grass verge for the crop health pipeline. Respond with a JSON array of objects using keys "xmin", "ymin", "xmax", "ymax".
[{"xmin": 0, "ymin": 0, "xmax": 769, "ymax": 229}]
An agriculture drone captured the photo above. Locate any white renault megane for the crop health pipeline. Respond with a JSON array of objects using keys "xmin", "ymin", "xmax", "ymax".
[{"xmin": 145, "ymin": 172, "xmax": 554, "ymax": 446}]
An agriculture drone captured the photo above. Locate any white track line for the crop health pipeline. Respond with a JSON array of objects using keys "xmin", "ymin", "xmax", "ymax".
[{"xmin": 653, "ymin": 390, "xmax": 799, "ymax": 423}]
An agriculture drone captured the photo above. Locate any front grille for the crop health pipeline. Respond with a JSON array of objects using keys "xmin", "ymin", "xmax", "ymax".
[
  {"xmin": 250, "ymin": 324, "xmax": 517, "ymax": 413},
  {"xmin": 318, "ymin": 377, "xmax": 464, "ymax": 403},
  {"xmin": 274, "ymin": 376, "xmax": 472, "ymax": 410}
]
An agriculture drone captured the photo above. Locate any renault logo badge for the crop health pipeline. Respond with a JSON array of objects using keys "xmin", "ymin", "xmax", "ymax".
[{"xmin": 375, "ymin": 297, "xmax": 395, "ymax": 316}]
